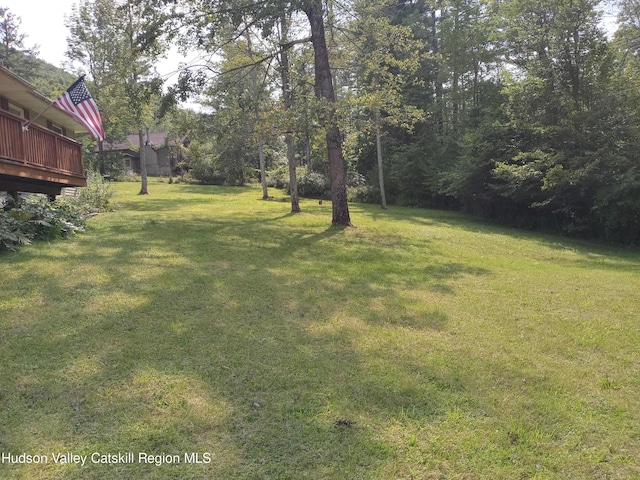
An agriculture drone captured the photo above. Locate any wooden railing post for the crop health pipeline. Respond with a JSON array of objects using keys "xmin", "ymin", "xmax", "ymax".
[
  {"xmin": 1, "ymin": 109, "xmax": 84, "ymax": 178},
  {"xmin": 55, "ymin": 135, "xmax": 61, "ymax": 171},
  {"xmin": 21, "ymin": 122, "xmax": 27, "ymax": 164}
]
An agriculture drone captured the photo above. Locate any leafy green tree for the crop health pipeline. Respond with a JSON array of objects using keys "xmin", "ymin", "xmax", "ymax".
[
  {"xmin": 492, "ymin": 0, "xmax": 613, "ymax": 231},
  {"xmin": 197, "ymin": 34, "xmax": 279, "ymax": 186},
  {"xmin": 349, "ymin": 0, "xmax": 424, "ymax": 209},
  {"xmin": 66, "ymin": 0, "xmax": 128, "ymax": 174},
  {"xmin": 66, "ymin": 0, "xmax": 171, "ymax": 193},
  {"xmin": 180, "ymin": 0, "xmax": 352, "ymax": 225},
  {"xmin": 0, "ymin": 7, "xmax": 40, "ymax": 79},
  {"xmin": 278, "ymin": 13, "xmax": 301, "ymax": 212}
]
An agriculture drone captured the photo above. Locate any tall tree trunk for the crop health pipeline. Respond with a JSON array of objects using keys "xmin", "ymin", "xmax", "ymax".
[
  {"xmin": 432, "ymin": 4, "xmax": 444, "ymax": 135},
  {"xmin": 259, "ymin": 143, "xmax": 269, "ymax": 199},
  {"xmin": 138, "ymin": 129, "xmax": 148, "ymax": 195},
  {"xmin": 375, "ymin": 110, "xmax": 387, "ymax": 210},
  {"xmin": 169, "ymin": 151, "xmax": 174, "ymax": 184},
  {"xmin": 247, "ymin": 35, "xmax": 269, "ymax": 200},
  {"xmin": 285, "ymin": 132, "xmax": 300, "ymax": 211},
  {"xmin": 304, "ymin": 0, "xmax": 351, "ymax": 226},
  {"xmin": 451, "ymin": 7, "xmax": 460, "ymax": 134},
  {"xmin": 280, "ymin": 15, "xmax": 301, "ymax": 213},
  {"xmin": 305, "ymin": 139, "xmax": 311, "ymax": 172}
]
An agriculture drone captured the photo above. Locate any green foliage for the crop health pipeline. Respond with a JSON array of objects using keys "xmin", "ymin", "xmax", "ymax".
[
  {"xmin": 0, "ymin": 195, "xmax": 85, "ymax": 252},
  {"xmin": 0, "ymin": 7, "xmax": 40, "ymax": 78},
  {"xmin": 592, "ymin": 167, "xmax": 640, "ymax": 242},
  {"xmin": 0, "ymin": 212, "xmax": 32, "ymax": 252},
  {"xmin": 292, "ymin": 167, "xmax": 371, "ymax": 200},
  {"xmin": 296, "ymin": 170, "xmax": 331, "ymax": 199},
  {"xmin": 117, "ymin": 171, "xmax": 143, "ymax": 183},
  {"xmin": 187, "ymin": 139, "xmax": 248, "ymax": 185},
  {"xmin": 266, "ymin": 163, "xmax": 290, "ymax": 190},
  {"xmin": 65, "ymin": 170, "xmax": 115, "ymax": 213},
  {"xmin": 0, "ymin": 174, "xmax": 115, "ymax": 253},
  {"xmin": 82, "ymin": 150, "xmax": 129, "ymax": 179},
  {"xmin": 268, "ymin": 165, "xmax": 369, "ymax": 201},
  {"xmin": 347, "ymin": 185, "xmax": 380, "ymax": 204},
  {"xmin": 40, "ymin": 0, "xmax": 640, "ymax": 241},
  {"xmin": 0, "ymin": 7, "xmax": 75, "ymax": 96}
]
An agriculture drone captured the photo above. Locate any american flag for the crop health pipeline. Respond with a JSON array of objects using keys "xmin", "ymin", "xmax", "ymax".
[{"xmin": 54, "ymin": 76, "xmax": 104, "ymax": 142}]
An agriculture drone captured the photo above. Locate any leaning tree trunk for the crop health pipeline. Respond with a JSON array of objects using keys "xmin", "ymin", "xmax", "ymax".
[
  {"xmin": 304, "ymin": 0, "xmax": 351, "ymax": 226},
  {"xmin": 138, "ymin": 129, "xmax": 148, "ymax": 195},
  {"xmin": 280, "ymin": 15, "xmax": 301, "ymax": 213}
]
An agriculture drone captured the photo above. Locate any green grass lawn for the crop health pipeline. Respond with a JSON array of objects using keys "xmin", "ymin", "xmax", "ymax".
[{"xmin": 1, "ymin": 181, "xmax": 639, "ymax": 479}]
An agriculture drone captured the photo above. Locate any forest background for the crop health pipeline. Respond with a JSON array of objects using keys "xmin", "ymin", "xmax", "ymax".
[{"xmin": 2, "ymin": 0, "xmax": 640, "ymax": 243}]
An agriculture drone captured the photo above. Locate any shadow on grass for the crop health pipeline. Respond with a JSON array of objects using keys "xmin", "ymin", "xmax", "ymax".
[
  {"xmin": 365, "ymin": 203, "xmax": 640, "ymax": 272},
  {"xmin": 0, "ymin": 200, "xmax": 494, "ymax": 479}
]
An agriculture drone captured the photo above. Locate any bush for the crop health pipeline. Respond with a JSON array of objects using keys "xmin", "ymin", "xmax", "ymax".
[
  {"xmin": 348, "ymin": 185, "xmax": 380, "ymax": 204},
  {"xmin": 267, "ymin": 164, "xmax": 290, "ymax": 190},
  {"xmin": 0, "ymin": 212, "xmax": 32, "ymax": 251},
  {"xmin": 191, "ymin": 162, "xmax": 228, "ymax": 185},
  {"xmin": 170, "ymin": 173, "xmax": 199, "ymax": 185},
  {"xmin": 267, "ymin": 167, "xmax": 331, "ymax": 199},
  {"xmin": 0, "ymin": 172, "xmax": 114, "ymax": 253},
  {"xmin": 297, "ymin": 171, "xmax": 331, "ymax": 199},
  {"xmin": 76, "ymin": 171, "xmax": 114, "ymax": 213},
  {"xmin": 0, "ymin": 195, "xmax": 86, "ymax": 252},
  {"xmin": 268, "ymin": 168, "xmax": 371, "ymax": 201},
  {"xmin": 117, "ymin": 171, "xmax": 141, "ymax": 183},
  {"xmin": 56, "ymin": 171, "xmax": 114, "ymax": 216}
]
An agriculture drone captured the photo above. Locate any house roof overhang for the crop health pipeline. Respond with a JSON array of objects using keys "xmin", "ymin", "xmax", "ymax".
[{"xmin": 0, "ymin": 65, "xmax": 88, "ymax": 135}]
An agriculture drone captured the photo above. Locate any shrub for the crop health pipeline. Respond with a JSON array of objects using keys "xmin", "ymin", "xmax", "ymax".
[
  {"xmin": 0, "ymin": 195, "xmax": 86, "ymax": 252},
  {"xmin": 348, "ymin": 185, "xmax": 380, "ymax": 204},
  {"xmin": 0, "ymin": 212, "xmax": 32, "ymax": 251},
  {"xmin": 171, "ymin": 173, "xmax": 198, "ymax": 185},
  {"xmin": 267, "ymin": 164, "xmax": 290, "ymax": 189},
  {"xmin": 55, "ymin": 171, "xmax": 114, "ymax": 216},
  {"xmin": 297, "ymin": 171, "xmax": 331, "ymax": 199},
  {"xmin": 0, "ymin": 173, "xmax": 114, "ymax": 253},
  {"xmin": 347, "ymin": 171, "xmax": 367, "ymax": 188},
  {"xmin": 76, "ymin": 171, "xmax": 114, "ymax": 213},
  {"xmin": 267, "ymin": 167, "xmax": 331, "ymax": 199},
  {"xmin": 118, "ymin": 171, "xmax": 141, "ymax": 183}
]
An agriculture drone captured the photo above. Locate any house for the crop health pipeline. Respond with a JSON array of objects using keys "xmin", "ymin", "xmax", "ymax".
[
  {"xmin": 0, "ymin": 65, "xmax": 88, "ymax": 197},
  {"xmin": 102, "ymin": 132, "xmax": 189, "ymax": 176}
]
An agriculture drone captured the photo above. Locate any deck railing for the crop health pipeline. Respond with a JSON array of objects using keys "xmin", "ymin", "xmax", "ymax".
[{"xmin": 0, "ymin": 108, "xmax": 84, "ymax": 177}]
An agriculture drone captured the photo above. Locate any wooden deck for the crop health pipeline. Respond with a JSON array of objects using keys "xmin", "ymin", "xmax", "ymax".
[{"xmin": 0, "ymin": 108, "xmax": 86, "ymax": 196}]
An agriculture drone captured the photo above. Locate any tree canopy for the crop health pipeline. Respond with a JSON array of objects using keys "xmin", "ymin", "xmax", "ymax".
[{"xmin": 3, "ymin": 0, "xmax": 640, "ymax": 240}]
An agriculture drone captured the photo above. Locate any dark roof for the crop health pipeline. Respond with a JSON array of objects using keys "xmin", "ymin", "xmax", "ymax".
[{"xmin": 102, "ymin": 132, "xmax": 185, "ymax": 152}]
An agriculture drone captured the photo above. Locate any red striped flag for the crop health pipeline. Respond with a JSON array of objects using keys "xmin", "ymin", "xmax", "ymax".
[{"xmin": 54, "ymin": 76, "xmax": 104, "ymax": 142}]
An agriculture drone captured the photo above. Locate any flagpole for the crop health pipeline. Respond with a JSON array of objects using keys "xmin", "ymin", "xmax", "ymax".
[
  {"xmin": 22, "ymin": 101, "xmax": 56, "ymax": 132},
  {"xmin": 21, "ymin": 75, "xmax": 86, "ymax": 132}
]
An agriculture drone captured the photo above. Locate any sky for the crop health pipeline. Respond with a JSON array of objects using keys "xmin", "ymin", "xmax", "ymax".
[
  {"xmin": 2, "ymin": 0, "xmax": 187, "ymax": 79},
  {"xmin": 3, "ymin": 0, "xmax": 76, "ymax": 69},
  {"xmin": 3, "ymin": 0, "xmax": 621, "ymax": 75}
]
